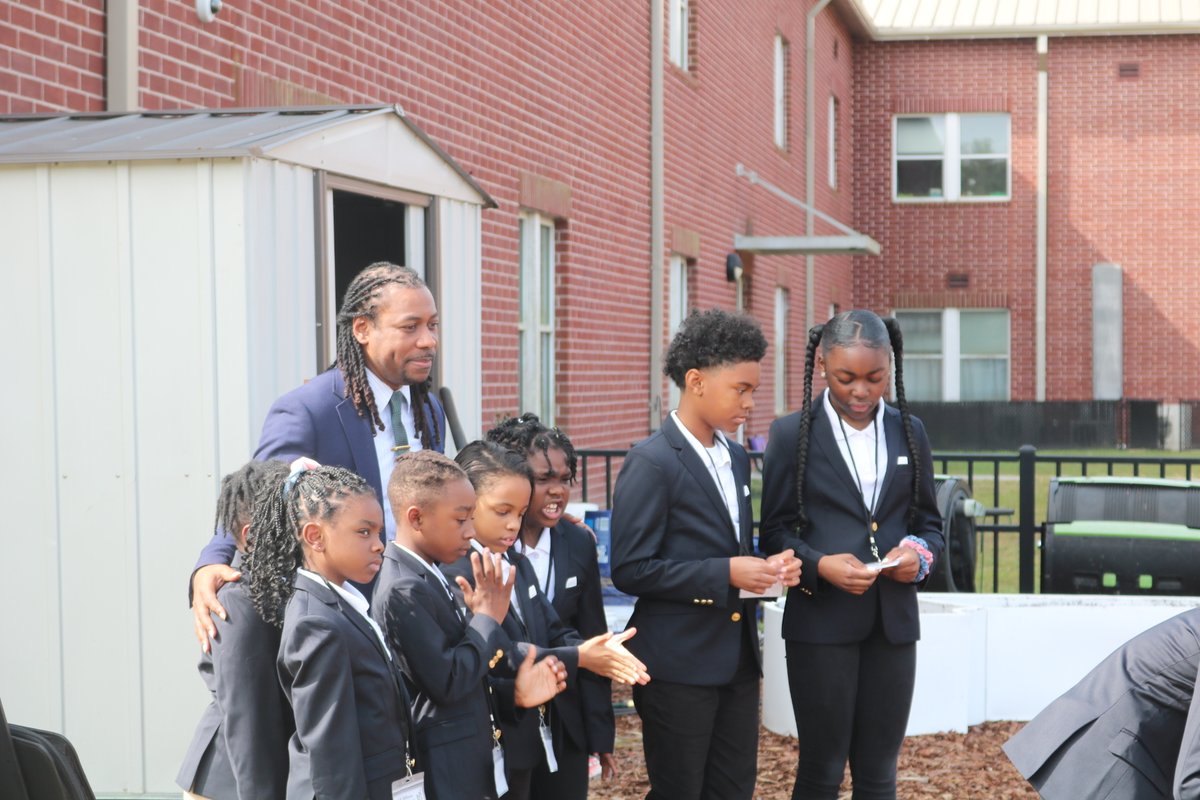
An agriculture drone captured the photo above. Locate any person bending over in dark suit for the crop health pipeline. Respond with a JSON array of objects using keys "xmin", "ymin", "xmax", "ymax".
[
  {"xmin": 611, "ymin": 308, "xmax": 802, "ymax": 800},
  {"xmin": 1004, "ymin": 607, "xmax": 1200, "ymax": 800},
  {"xmin": 190, "ymin": 263, "xmax": 447, "ymax": 652},
  {"xmin": 487, "ymin": 414, "xmax": 621, "ymax": 795},
  {"xmin": 760, "ymin": 310, "xmax": 944, "ymax": 800},
  {"xmin": 249, "ymin": 464, "xmax": 416, "ymax": 800},
  {"xmin": 177, "ymin": 459, "xmax": 291, "ymax": 800},
  {"xmin": 372, "ymin": 450, "xmax": 569, "ymax": 800}
]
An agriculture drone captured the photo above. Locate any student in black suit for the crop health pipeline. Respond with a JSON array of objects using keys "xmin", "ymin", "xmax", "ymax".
[
  {"xmin": 248, "ymin": 464, "xmax": 417, "ymax": 799},
  {"xmin": 1004, "ymin": 607, "xmax": 1200, "ymax": 800},
  {"xmin": 177, "ymin": 460, "xmax": 292, "ymax": 800},
  {"xmin": 371, "ymin": 450, "xmax": 569, "ymax": 800},
  {"xmin": 487, "ymin": 414, "xmax": 620, "ymax": 793},
  {"xmin": 759, "ymin": 310, "xmax": 944, "ymax": 800},
  {"xmin": 447, "ymin": 440, "xmax": 647, "ymax": 800},
  {"xmin": 611, "ymin": 309, "xmax": 802, "ymax": 800}
]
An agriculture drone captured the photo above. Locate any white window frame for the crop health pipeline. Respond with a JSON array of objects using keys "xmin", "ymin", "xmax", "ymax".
[
  {"xmin": 774, "ymin": 35, "xmax": 788, "ymax": 149},
  {"xmin": 668, "ymin": 254, "xmax": 691, "ymax": 409},
  {"xmin": 892, "ymin": 113, "xmax": 1011, "ymax": 203},
  {"xmin": 518, "ymin": 213, "xmax": 556, "ymax": 424},
  {"xmin": 827, "ymin": 95, "xmax": 838, "ymax": 189},
  {"xmin": 669, "ymin": 0, "xmax": 689, "ymax": 70},
  {"xmin": 775, "ymin": 288, "xmax": 790, "ymax": 415},
  {"xmin": 893, "ymin": 308, "xmax": 1011, "ymax": 401}
]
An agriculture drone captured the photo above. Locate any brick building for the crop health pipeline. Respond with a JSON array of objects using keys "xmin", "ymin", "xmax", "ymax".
[{"xmin": 3, "ymin": 0, "xmax": 1199, "ymax": 447}]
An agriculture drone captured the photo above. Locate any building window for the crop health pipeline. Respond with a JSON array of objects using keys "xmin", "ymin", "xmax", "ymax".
[
  {"xmin": 894, "ymin": 309, "xmax": 1010, "ymax": 401},
  {"xmin": 893, "ymin": 113, "xmax": 1010, "ymax": 202},
  {"xmin": 668, "ymin": 254, "xmax": 692, "ymax": 408},
  {"xmin": 519, "ymin": 213, "xmax": 556, "ymax": 423},
  {"xmin": 775, "ymin": 288, "xmax": 790, "ymax": 415},
  {"xmin": 827, "ymin": 95, "xmax": 838, "ymax": 189},
  {"xmin": 669, "ymin": 0, "xmax": 690, "ymax": 70},
  {"xmin": 774, "ymin": 35, "xmax": 789, "ymax": 149}
]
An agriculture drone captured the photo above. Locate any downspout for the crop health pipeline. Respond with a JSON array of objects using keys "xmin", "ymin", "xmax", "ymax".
[
  {"xmin": 806, "ymin": 0, "xmax": 834, "ymax": 333},
  {"xmin": 106, "ymin": 0, "xmax": 139, "ymax": 111},
  {"xmin": 1036, "ymin": 35, "xmax": 1048, "ymax": 400},
  {"xmin": 648, "ymin": 0, "xmax": 665, "ymax": 431}
]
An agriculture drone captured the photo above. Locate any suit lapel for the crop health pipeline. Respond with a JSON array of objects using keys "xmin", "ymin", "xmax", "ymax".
[
  {"xmin": 810, "ymin": 406, "xmax": 866, "ymax": 501},
  {"xmin": 663, "ymin": 416, "xmax": 738, "ymax": 540},
  {"xmin": 731, "ymin": 447, "xmax": 753, "ymax": 555},
  {"xmin": 873, "ymin": 409, "xmax": 906, "ymax": 510},
  {"xmin": 549, "ymin": 524, "xmax": 571, "ymax": 605},
  {"xmin": 332, "ymin": 370, "xmax": 383, "ymax": 498}
]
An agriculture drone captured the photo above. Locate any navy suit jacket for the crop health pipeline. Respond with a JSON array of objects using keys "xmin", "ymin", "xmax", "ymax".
[
  {"xmin": 539, "ymin": 520, "xmax": 615, "ymax": 755},
  {"xmin": 759, "ymin": 403, "xmax": 943, "ymax": 645},
  {"xmin": 278, "ymin": 574, "xmax": 414, "ymax": 800},
  {"xmin": 609, "ymin": 414, "xmax": 761, "ymax": 686},
  {"xmin": 1004, "ymin": 608, "xmax": 1200, "ymax": 800},
  {"xmin": 176, "ymin": 576, "xmax": 292, "ymax": 799},
  {"xmin": 370, "ymin": 545, "xmax": 515, "ymax": 800},
  {"xmin": 192, "ymin": 368, "xmax": 446, "ymax": 581}
]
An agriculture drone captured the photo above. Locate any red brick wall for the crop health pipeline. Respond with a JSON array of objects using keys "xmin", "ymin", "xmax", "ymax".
[{"xmin": 1, "ymin": 0, "xmax": 105, "ymax": 112}]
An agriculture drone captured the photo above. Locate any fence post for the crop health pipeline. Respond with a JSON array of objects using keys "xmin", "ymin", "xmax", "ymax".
[{"xmin": 1019, "ymin": 444, "xmax": 1037, "ymax": 593}]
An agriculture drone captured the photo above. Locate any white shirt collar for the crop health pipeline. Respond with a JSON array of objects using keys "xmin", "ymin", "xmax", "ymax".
[
  {"xmin": 515, "ymin": 528, "xmax": 552, "ymax": 557},
  {"xmin": 670, "ymin": 409, "xmax": 732, "ymax": 467},
  {"xmin": 392, "ymin": 541, "xmax": 452, "ymax": 588},
  {"xmin": 822, "ymin": 389, "xmax": 886, "ymax": 441},
  {"xmin": 297, "ymin": 567, "xmax": 371, "ymax": 615},
  {"xmin": 365, "ymin": 368, "xmax": 411, "ymax": 427}
]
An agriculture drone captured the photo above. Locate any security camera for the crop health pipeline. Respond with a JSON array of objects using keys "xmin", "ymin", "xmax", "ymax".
[{"xmin": 196, "ymin": 0, "xmax": 222, "ymax": 23}]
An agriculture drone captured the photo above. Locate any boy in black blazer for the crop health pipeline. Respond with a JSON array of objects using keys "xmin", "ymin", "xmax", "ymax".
[{"xmin": 611, "ymin": 309, "xmax": 801, "ymax": 800}]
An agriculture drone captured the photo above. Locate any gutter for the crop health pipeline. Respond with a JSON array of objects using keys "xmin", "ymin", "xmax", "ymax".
[
  {"xmin": 648, "ymin": 0, "xmax": 665, "ymax": 431},
  {"xmin": 805, "ymin": 0, "xmax": 834, "ymax": 333}
]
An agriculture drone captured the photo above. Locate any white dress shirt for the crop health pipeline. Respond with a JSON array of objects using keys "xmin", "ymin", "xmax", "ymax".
[
  {"xmin": 514, "ymin": 528, "xmax": 554, "ymax": 601},
  {"xmin": 671, "ymin": 410, "xmax": 741, "ymax": 542},
  {"xmin": 366, "ymin": 369, "xmax": 423, "ymax": 541},
  {"xmin": 822, "ymin": 389, "xmax": 889, "ymax": 515},
  {"xmin": 296, "ymin": 568, "xmax": 391, "ymax": 659}
]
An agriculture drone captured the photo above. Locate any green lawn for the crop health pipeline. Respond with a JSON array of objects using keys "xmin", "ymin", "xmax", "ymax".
[{"xmin": 751, "ymin": 449, "xmax": 1200, "ymax": 594}]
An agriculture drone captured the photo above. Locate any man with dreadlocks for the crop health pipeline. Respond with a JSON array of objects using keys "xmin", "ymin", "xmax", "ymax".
[{"xmin": 189, "ymin": 262, "xmax": 447, "ymax": 651}]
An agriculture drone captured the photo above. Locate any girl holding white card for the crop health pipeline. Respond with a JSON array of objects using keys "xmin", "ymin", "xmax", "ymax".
[{"xmin": 760, "ymin": 310, "xmax": 944, "ymax": 800}]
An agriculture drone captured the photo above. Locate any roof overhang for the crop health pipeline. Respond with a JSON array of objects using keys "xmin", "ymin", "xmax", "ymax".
[{"xmin": 734, "ymin": 233, "xmax": 881, "ymax": 256}]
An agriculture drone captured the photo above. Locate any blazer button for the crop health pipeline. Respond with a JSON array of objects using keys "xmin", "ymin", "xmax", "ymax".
[{"xmin": 730, "ymin": 612, "xmax": 742, "ymax": 622}]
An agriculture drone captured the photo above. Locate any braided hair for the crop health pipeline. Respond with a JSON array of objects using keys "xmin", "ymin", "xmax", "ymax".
[
  {"xmin": 244, "ymin": 465, "xmax": 376, "ymax": 628},
  {"xmin": 485, "ymin": 413, "xmax": 578, "ymax": 484},
  {"xmin": 213, "ymin": 459, "xmax": 290, "ymax": 544},
  {"xmin": 794, "ymin": 310, "xmax": 921, "ymax": 532},
  {"xmin": 455, "ymin": 439, "xmax": 535, "ymax": 496},
  {"xmin": 335, "ymin": 262, "xmax": 441, "ymax": 451},
  {"xmin": 387, "ymin": 449, "xmax": 470, "ymax": 513}
]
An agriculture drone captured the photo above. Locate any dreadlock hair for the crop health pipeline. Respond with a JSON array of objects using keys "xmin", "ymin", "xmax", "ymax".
[
  {"xmin": 455, "ymin": 439, "xmax": 535, "ymax": 497},
  {"xmin": 334, "ymin": 261, "xmax": 441, "ymax": 451},
  {"xmin": 663, "ymin": 308, "xmax": 768, "ymax": 389},
  {"xmin": 794, "ymin": 310, "xmax": 921, "ymax": 532},
  {"xmin": 387, "ymin": 449, "xmax": 471, "ymax": 516},
  {"xmin": 486, "ymin": 413, "xmax": 578, "ymax": 484},
  {"xmin": 244, "ymin": 465, "xmax": 376, "ymax": 628},
  {"xmin": 213, "ymin": 459, "xmax": 290, "ymax": 545}
]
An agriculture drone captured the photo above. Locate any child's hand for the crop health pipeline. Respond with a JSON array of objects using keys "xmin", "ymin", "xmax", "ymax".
[
  {"xmin": 729, "ymin": 556, "xmax": 782, "ymax": 594},
  {"xmin": 880, "ymin": 546, "xmax": 920, "ymax": 583},
  {"xmin": 817, "ymin": 554, "xmax": 877, "ymax": 595},
  {"xmin": 191, "ymin": 563, "xmax": 242, "ymax": 653},
  {"xmin": 765, "ymin": 548, "xmax": 802, "ymax": 587},
  {"xmin": 455, "ymin": 548, "xmax": 514, "ymax": 623},
  {"xmin": 514, "ymin": 645, "xmax": 568, "ymax": 707},
  {"xmin": 598, "ymin": 752, "xmax": 618, "ymax": 779},
  {"xmin": 578, "ymin": 629, "xmax": 650, "ymax": 685}
]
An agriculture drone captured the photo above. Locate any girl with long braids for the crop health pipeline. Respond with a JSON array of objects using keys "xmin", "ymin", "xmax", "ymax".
[
  {"xmin": 760, "ymin": 310, "xmax": 944, "ymax": 800},
  {"xmin": 249, "ymin": 463, "xmax": 419, "ymax": 799}
]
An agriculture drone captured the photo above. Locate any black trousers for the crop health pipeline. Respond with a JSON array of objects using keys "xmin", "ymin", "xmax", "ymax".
[
  {"xmin": 529, "ymin": 731, "xmax": 590, "ymax": 799},
  {"xmin": 784, "ymin": 628, "xmax": 916, "ymax": 800},
  {"xmin": 632, "ymin": 663, "xmax": 760, "ymax": 800}
]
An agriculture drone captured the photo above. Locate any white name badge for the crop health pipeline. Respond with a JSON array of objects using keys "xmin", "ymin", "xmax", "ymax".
[
  {"xmin": 565, "ymin": 576, "xmax": 578, "ymax": 589},
  {"xmin": 492, "ymin": 745, "xmax": 509, "ymax": 797},
  {"xmin": 391, "ymin": 772, "xmax": 426, "ymax": 800},
  {"xmin": 539, "ymin": 720, "xmax": 559, "ymax": 773},
  {"xmin": 528, "ymin": 584, "xmax": 538, "ymax": 599}
]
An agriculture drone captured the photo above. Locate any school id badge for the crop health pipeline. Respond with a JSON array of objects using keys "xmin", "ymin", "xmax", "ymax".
[{"xmin": 391, "ymin": 771, "xmax": 426, "ymax": 800}]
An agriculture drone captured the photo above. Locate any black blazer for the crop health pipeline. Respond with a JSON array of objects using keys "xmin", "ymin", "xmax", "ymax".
[
  {"xmin": 278, "ymin": 574, "xmax": 414, "ymax": 800},
  {"xmin": 442, "ymin": 551, "xmax": 582, "ymax": 772},
  {"xmin": 759, "ymin": 401, "xmax": 943, "ymax": 645},
  {"xmin": 176, "ymin": 578, "xmax": 292, "ymax": 799},
  {"xmin": 371, "ymin": 544, "xmax": 515, "ymax": 800},
  {"xmin": 1004, "ymin": 608, "xmax": 1200, "ymax": 799},
  {"xmin": 538, "ymin": 520, "xmax": 615, "ymax": 755},
  {"xmin": 609, "ymin": 413, "xmax": 761, "ymax": 686}
]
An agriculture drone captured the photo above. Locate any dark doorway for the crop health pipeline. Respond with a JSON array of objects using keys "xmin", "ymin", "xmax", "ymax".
[{"xmin": 332, "ymin": 189, "xmax": 406, "ymax": 307}]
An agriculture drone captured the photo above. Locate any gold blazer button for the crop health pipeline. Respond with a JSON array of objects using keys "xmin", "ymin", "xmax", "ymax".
[{"xmin": 730, "ymin": 612, "xmax": 742, "ymax": 622}]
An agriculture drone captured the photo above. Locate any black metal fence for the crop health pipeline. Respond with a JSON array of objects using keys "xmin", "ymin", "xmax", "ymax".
[{"xmin": 576, "ymin": 446, "xmax": 1200, "ymax": 593}]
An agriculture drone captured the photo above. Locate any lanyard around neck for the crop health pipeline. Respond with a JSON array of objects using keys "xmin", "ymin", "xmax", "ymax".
[{"xmin": 836, "ymin": 410, "xmax": 883, "ymax": 560}]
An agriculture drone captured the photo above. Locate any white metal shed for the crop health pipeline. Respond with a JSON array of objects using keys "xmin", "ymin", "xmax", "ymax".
[{"xmin": 0, "ymin": 105, "xmax": 492, "ymax": 795}]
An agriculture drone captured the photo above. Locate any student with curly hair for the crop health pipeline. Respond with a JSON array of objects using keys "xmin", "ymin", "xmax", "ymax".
[
  {"xmin": 177, "ymin": 459, "xmax": 292, "ymax": 800},
  {"xmin": 611, "ymin": 308, "xmax": 801, "ymax": 800},
  {"xmin": 759, "ymin": 310, "xmax": 944, "ymax": 800}
]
